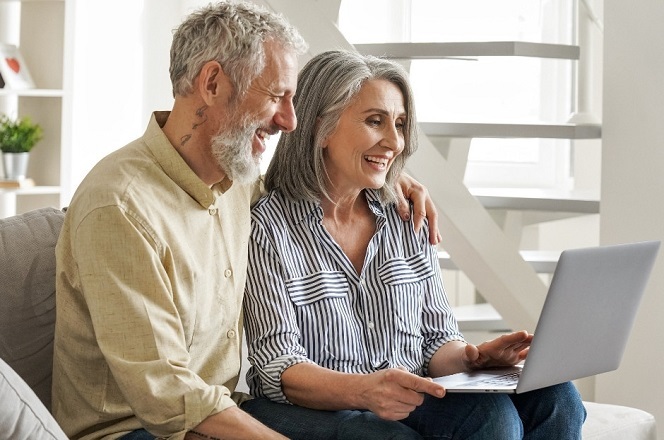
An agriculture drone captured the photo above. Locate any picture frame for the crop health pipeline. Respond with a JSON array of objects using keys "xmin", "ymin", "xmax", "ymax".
[{"xmin": 0, "ymin": 44, "xmax": 35, "ymax": 90}]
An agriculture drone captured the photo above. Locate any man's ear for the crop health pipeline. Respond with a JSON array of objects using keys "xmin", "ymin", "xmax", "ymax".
[{"xmin": 197, "ymin": 60, "xmax": 231, "ymax": 105}]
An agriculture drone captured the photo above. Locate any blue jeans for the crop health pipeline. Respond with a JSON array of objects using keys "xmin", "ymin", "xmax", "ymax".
[
  {"xmin": 120, "ymin": 429, "xmax": 155, "ymax": 440},
  {"xmin": 242, "ymin": 382, "xmax": 586, "ymax": 440}
]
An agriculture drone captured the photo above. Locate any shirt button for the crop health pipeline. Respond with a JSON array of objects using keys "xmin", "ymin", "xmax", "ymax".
[
  {"xmin": 224, "ymin": 269, "xmax": 232, "ymax": 278},
  {"xmin": 227, "ymin": 329, "xmax": 236, "ymax": 339},
  {"xmin": 208, "ymin": 205, "xmax": 218, "ymax": 215}
]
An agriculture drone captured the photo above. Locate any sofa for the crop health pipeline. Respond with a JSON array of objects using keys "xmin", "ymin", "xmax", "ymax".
[{"xmin": 0, "ymin": 207, "xmax": 657, "ymax": 439}]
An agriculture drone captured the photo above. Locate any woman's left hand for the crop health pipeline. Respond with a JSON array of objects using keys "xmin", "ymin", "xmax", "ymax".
[{"xmin": 463, "ymin": 330, "xmax": 533, "ymax": 370}]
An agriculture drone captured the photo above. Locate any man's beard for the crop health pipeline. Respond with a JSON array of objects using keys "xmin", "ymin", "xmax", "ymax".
[{"xmin": 211, "ymin": 112, "xmax": 262, "ymax": 185}]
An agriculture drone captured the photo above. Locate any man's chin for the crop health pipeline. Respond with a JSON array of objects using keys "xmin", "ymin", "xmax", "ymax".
[{"xmin": 227, "ymin": 163, "xmax": 261, "ymax": 185}]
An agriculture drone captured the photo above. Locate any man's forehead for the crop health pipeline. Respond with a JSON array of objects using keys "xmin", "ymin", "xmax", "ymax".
[{"xmin": 260, "ymin": 43, "xmax": 299, "ymax": 92}]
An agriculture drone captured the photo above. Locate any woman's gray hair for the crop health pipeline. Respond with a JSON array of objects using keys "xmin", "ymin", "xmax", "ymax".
[
  {"xmin": 265, "ymin": 50, "xmax": 419, "ymax": 204},
  {"xmin": 169, "ymin": 1, "xmax": 307, "ymax": 100}
]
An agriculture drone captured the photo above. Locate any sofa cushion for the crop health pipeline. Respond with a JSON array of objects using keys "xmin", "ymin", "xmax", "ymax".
[
  {"xmin": 582, "ymin": 401, "xmax": 657, "ymax": 439},
  {"xmin": 0, "ymin": 356, "xmax": 67, "ymax": 439},
  {"xmin": 0, "ymin": 207, "xmax": 65, "ymax": 411}
]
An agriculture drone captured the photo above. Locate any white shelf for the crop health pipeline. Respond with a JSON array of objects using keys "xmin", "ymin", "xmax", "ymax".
[
  {"xmin": 0, "ymin": 185, "xmax": 60, "ymax": 195},
  {"xmin": 421, "ymin": 121, "xmax": 601, "ymax": 139},
  {"xmin": 354, "ymin": 41, "xmax": 579, "ymax": 60},
  {"xmin": 0, "ymin": 88, "xmax": 64, "ymax": 97},
  {"xmin": 0, "ymin": 0, "xmax": 67, "ymax": 218}
]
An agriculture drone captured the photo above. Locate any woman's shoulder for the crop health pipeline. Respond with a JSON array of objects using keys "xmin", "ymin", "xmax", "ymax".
[{"xmin": 251, "ymin": 189, "xmax": 318, "ymax": 227}]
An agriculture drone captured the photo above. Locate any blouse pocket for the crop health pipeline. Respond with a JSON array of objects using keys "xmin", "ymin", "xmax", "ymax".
[
  {"xmin": 285, "ymin": 271, "xmax": 349, "ymax": 306},
  {"xmin": 378, "ymin": 252, "xmax": 435, "ymax": 286},
  {"xmin": 284, "ymin": 271, "xmax": 363, "ymax": 367},
  {"xmin": 378, "ymin": 252, "xmax": 436, "ymax": 350}
]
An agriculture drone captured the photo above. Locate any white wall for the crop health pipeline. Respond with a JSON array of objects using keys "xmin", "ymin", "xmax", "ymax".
[
  {"xmin": 599, "ymin": 2, "xmax": 664, "ymax": 437},
  {"xmin": 64, "ymin": 0, "xmax": 210, "ymax": 203}
]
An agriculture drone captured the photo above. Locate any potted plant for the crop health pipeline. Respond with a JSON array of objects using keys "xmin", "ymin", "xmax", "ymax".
[{"xmin": 0, "ymin": 114, "xmax": 43, "ymax": 180}]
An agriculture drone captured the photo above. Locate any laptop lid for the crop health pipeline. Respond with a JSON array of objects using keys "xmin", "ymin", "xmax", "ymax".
[{"xmin": 435, "ymin": 241, "xmax": 660, "ymax": 394}]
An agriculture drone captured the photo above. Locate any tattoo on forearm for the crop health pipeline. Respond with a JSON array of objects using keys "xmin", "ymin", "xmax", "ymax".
[{"xmin": 188, "ymin": 430, "xmax": 221, "ymax": 440}]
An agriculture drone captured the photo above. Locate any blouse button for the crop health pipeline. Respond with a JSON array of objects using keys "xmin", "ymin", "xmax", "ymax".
[
  {"xmin": 208, "ymin": 205, "xmax": 218, "ymax": 215},
  {"xmin": 367, "ymin": 321, "xmax": 375, "ymax": 330}
]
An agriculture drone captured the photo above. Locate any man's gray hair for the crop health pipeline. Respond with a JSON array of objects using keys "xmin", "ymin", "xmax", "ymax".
[
  {"xmin": 169, "ymin": 1, "xmax": 307, "ymax": 99},
  {"xmin": 265, "ymin": 50, "xmax": 419, "ymax": 204}
]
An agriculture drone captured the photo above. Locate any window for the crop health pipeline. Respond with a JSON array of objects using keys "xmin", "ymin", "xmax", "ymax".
[{"xmin": 338, "ymin": 0, "xmax": 576, "ymax": 190}]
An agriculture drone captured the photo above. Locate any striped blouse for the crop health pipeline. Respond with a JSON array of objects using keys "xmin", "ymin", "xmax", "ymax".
[{"xmin": 243, "ymin": 188, "xmax": 464, "ymax": 403}]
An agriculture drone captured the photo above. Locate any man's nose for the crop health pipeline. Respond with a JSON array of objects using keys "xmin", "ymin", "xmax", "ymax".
[{"xmin": 274, "ymin": 100, "xmax": 297, "ymax": 133}]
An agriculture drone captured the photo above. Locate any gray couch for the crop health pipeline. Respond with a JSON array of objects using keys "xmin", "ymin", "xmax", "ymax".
[{"xmin": 0, "ymin": 207, "xmax": 657, "ymax": 439}]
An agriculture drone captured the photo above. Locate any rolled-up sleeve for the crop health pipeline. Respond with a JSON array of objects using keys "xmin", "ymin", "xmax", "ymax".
[{"xmin": 418, "ymin": 224, "xmax": 466, "ymax": 375}]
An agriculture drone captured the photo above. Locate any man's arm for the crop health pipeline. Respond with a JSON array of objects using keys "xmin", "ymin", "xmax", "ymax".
[{"xmin": 185, "ymin": 407, "xmax": 286, "ymax": 440}]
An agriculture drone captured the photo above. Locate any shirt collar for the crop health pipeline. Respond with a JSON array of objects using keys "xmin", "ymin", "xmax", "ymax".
[
  {"xmin": 145, "ymin": 111, "xmax": 229, "ymax": 209},
  {"xmin": 284, "ymin": 188, "xmax": 387, "ymax": 225}
]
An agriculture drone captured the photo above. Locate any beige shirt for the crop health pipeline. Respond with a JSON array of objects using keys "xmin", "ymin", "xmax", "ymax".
[{"xmin": 52, "ymin": 112, "xmax": 261, "ymax": 440}]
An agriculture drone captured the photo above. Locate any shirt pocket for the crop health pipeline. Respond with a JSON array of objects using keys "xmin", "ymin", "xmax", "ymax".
[
  {"xmin": 378, "ymin": 252, "xmax": 436, "ymax": 350},
  {"xmin": 285, "ymin": 271, "xmax": 349, "ymax": 306},
  {"xmin": 285, "ymin": 271, "xmax": 363, "ymax": 366}
]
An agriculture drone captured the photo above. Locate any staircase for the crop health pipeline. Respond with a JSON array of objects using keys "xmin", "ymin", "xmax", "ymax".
[{"xmin": 260, "ymin": 0, "xmax": 601, "ymax": 333}]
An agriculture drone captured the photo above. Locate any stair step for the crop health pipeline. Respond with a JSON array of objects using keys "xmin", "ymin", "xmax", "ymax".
[
  {"xmin": 354, "ymin": 41, "xmax": 579, "ymax": 60},
  {"xmin": 453, "ymin": 303, "xmax": 510, "ymax": 332},
  {"xmin": 439, "ymin": 249, "xmax": 561, "ymax": 273},
  {"xmin": 421, "ymin": 121, "xmax": 601, "ymax": 139},
  {"xmin": 469, "ymin": 187, "xmax": 600, "ymax": 214}
]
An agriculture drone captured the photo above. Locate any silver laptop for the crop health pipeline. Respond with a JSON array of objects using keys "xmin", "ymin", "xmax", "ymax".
[{"xmin": 434, "ymin": 240, "xmax": 660, "ymax": 394}]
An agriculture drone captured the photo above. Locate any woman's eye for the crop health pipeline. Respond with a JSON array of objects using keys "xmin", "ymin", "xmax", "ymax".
[{"xmin": 367, "ymin": 118, "xmax": 381, "ymax": 126}]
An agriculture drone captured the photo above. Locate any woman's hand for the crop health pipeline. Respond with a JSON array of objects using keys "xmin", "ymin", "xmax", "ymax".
[
  {"xmin": 357, "ymin": 368, "xmax": 445, "ymax": 420},
  {"xmin": 463, "ymin": 331, "xmax": 533, "ymax": 370}
]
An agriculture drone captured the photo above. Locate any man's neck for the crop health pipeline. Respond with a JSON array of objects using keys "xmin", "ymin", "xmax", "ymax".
[{"xmin": 162, "ymin": 102, "xmax": 227, "ymax": 186}]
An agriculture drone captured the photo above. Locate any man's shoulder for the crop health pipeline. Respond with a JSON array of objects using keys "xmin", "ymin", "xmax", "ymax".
[{"xmin": 66, "ymin": 139, "xmax": 167, "ymax": 224}]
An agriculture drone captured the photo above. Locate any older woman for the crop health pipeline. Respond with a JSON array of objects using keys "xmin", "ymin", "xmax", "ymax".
[{"xmin": 241, "ymin": 50, "xmax": 585, "ymax": 440}]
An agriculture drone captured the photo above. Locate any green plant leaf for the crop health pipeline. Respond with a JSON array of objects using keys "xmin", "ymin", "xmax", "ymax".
[{"xmin": 0, "ymin": 114, "xmax": 44, "ymax": 153}]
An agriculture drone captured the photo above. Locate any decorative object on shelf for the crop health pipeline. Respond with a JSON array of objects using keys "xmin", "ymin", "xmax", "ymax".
[
  {"xmin": 0, "ymin": 44, "xmax": 35, "ymax": 90},
  {"xmin": 0, "ymin": 114, "xmax": 43, "ymax": 180},
  {"xmin": 0, "ymin": 177, "xmax": 34, "ymax": 189}
]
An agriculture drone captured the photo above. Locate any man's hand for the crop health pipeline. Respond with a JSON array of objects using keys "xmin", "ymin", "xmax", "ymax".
[
  {"xmin": 396, "ymin": 173, "xmax": 441, "ymax": 245},
  {"xmin": 463, "ymin": 331, "xmax": 532, "ymax": 371},
  {"xmin": 358, "ymin": 368, "xmax": 445, "ymax": 421}
]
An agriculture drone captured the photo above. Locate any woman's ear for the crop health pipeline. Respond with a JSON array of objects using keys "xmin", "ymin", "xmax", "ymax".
[{"xmin": 316, "ymin": 118, "xmax": 329, "ymax": 149}]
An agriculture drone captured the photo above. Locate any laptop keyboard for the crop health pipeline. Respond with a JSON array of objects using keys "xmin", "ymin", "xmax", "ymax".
[{"xmin": 467, "ymin": 370, "xmax": 521, "ymax": 387}]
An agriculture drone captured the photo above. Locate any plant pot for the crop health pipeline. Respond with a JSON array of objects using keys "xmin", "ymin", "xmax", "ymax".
[{"xmin": 2, "ymin": 152, "xmax": 30, "ymax": 180}]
